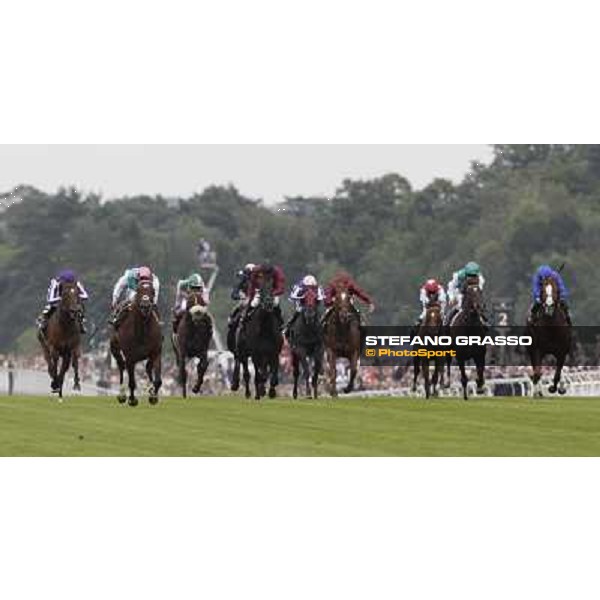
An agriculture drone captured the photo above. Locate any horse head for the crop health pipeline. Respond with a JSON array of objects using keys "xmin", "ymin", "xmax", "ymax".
[
  {"xmin": 463, "ymin": 284, "xmax": 484, "ymax": 325},
  {"xmin": 302, "ymin": 286, "xmax": 319, "ymax": 324},
  {"xmin": 541, "ymin": 277, "xmax": 558, "ymax": 317},
  {"xmin": 423, "ymin": 303, "xmax": 443, "ymax": 328},
  {"xmin": 58, "ymin": 281, "xmax": 82, "ymax": 323},
  {"xmin": 186, "ymin": 289, "xmax": 209, "ymax": 324},
  {"xmin": 135, "ymin": 280, "xmax": 155, "ymax": 319},
  {"xmin": 333, "ymin": 285, "xmax": 353, "ymax": 324}
]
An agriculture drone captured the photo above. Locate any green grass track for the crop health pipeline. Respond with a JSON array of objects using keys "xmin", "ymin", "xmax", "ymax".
[{"xmin": 1, "ymin": 394, "xmax": 600, "ymax": 456}]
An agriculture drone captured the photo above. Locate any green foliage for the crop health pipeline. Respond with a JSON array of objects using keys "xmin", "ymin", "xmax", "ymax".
[{"xmin": 1, "ymin": 145, "xmax": 598, "ymax": 351}]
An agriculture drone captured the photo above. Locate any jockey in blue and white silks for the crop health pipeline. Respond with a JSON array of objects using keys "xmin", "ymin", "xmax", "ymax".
[
  {"xmin": 112, "ymin": 266, "xmax": 160, "ymax": 308},
  {"xmin": 38, "ymin": 269, "xmax": 89, "ymax": 333},
  {"xmin": 531, "ymin": 264, "xmax": 572, "ymax": 324}
]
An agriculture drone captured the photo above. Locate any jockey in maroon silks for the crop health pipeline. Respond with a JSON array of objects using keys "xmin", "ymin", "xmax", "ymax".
[
  {"xmin": 323, "ymin": 271, "xmax": 375, "ymax": 323},
  {"xmin": 242, "ymin": 263, "xmax": 286, "ymax": 327}
]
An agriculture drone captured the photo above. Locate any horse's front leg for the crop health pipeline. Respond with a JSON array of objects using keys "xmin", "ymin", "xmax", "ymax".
[
  {"xmin": 551, "ymin": 352, "xmax": 567, "ymax": 395},
  {"xmin": 127, "ymin": 361, "xmax": 138, "ymax": 406},
  {"xmin": 529, "ymin": 348, "xmax": 543, "ymax": 397},
  {"xmin": 312, "ymin": 348, "xmax": 323, "ymax": 399},
  {"xmin": 57, "ymin": 352, "xmax": 71, "ymax": 399},
  {"xmin": 458, "ymin": 358, "xmax": 468, "ymax": 400},
  {"xmin": 475, "ymin": 353, "xmax": 486, "ymax": 395},
  {"xmin": 72, "ymin": 348, "xmax": 81, "ymax": 391},
  {"xmin": 343, "ymin": 351, "xmax": 358, "ymax": 394},
  {"xmin": 292, "ymin": 353, "xmax": 300, "ymax": 399},
  {"xmin": 242, "ymin": 356, "xmax": 251, "ymax": 399},
  {"xmin": 48, "ymin": 350, "xmax": 59, "ymax": 393},
  {"xmin": 423, "ymin": 358, "xmax": 431, "ymax": 399},
  {"xmin": 192, "ymin": 354, "xmax": 209, "ymax": 394},
  {"xmin": 412, "ymin": 358, "xmax": 420, "ymax": 393},
  {"xmin": 231, "ymin": 356, "xmax": 241, "ymax": 391},
  {"xmin": 150, "ymin": 353, "xmax": 162, "ymax": 404},
  {"xmin": 327, "ymin": 349, "xmax": 337, "ymax": 398},
  {"xmin": 268, "ymin": 354, "xmax": 279, "ymax": 399}
]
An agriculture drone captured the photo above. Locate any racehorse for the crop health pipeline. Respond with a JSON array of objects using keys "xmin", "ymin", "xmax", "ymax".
[
  {"xmin": 288, "ymin": 286, "xmax": 324, "ymax": 399},
  {"xmin": 526, "ymin": 276, "xmax": 572, "ymax": 396},
  {"xmin": 38, "ymin": 281, "xmax": 83, "ymax": 398},
  {"xmin": 323, "ymin": 286, "xmax": 361, "ymax": 397},
  {"xmin": 412, "ymin": 303, "xmax": 444, "ymax": 399},
  {"xmin": 448, "ymin": 282, "xmax": 487, "ymax": 400},
  {"xmin": 172, "ymin": 289, "xmax": 213, "ymax": 398},
  {"xmin": 110, "ymin": 280, "xmax": 163, "ymax": 406},
  {"xmin": 233, "ymin": 276, "xmax": 283, "ymax": 400}
]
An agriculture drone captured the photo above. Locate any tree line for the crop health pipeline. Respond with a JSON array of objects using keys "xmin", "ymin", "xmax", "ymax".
[{"xmin": 1, "ymin": 144, "xmax": 599, "ymax": 353}]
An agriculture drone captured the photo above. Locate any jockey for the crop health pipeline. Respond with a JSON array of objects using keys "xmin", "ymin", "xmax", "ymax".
[
  {"xmin": 531, "ymin": 264, "xmax": 572, "ymax": 324},
  {"xmin": 37, "ymin": 269, "xmax": 89, "ymax": 333},
  {"xmin": 283, "ymin": 274, "xmax": 325, "ymax": 334},
  {"xmin": 447, "ymin": 261, "xmax": 485, "ymax": 310},
  {"xmin": 172, "ymin": 273, "xmax": 210, "ymax": 332},
  {"xmin": 228, "ymin": 263, "xmax": 256, "ymax": 329},
  {"xmin": 110, "ymin": 266, "xmax": 160, "ymax": 326},
  {"xmin": 323, "ymin": 271, "xmax": 375, "ymax": 323},
  {"xmin": 416, "ymin": 278, "xmax": 446, "ymax": 326},
  {"xmin": 446, "ymin": 261, "xmax": 489, "ymax": 325},
  {"xmin": 243, "ymin": 264, "xmax": 286, "ymax": 327}
]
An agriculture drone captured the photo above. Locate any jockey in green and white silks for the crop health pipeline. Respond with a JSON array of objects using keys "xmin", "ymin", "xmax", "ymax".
[
  {"xmin": 447, "ymin": 261, "xmax": 485, "ymax": 311},
  {"xmin": 112, "ymin": 266, "xmax": 160, "ymax": 308},
  {"xmin": 172, "ymin": 273, "xmax": 210, "ymax": 333}
]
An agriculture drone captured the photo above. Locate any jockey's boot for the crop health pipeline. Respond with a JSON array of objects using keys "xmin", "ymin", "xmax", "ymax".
[
  {"xmin": 561, "ymin": 301, "xmax": 573, "ymax": 326},
  {"xmin": 321, "ymin": 306, "xmax": 333, "ymax": 326},
  {"xmin": 172, "ymin": 310, "xmax": 181, "ymax": 334},
  {"xmin": 37, "ymin": 305, "xmax": 53, "ymax": 333},
  {"xmin": 283, "ymin": 311, "xmax": 299, "ymax": 337},
  {"xmin": 274, "ymin": 305, "xmax": 284, "ymax": 329}
]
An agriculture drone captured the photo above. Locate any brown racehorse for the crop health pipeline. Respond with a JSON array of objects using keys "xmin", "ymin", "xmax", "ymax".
[
  {"xmin": 412, "ymin": 303, "xmax": 444, "ymax": 399},
  {"xmin": 38, "ymin": 281, "xmax": 83, "ymax": 398},
  {"xmin": 110, "ymin": 280, "xmax": 163, "ymax": 406},
  {"xmin": 448, "ymin": 283, "xmax": 487, "ymax": 400},
  {"xmin": 172, "ymin": 289, "xmax": 213, "ymax": 398},
  {"xmin": 527, "ymin": 277, "xmax": 572, "ymax": 396},
  {"xmin": 324, "ymin": 285, "xmax": 361, "ymax": 397}
]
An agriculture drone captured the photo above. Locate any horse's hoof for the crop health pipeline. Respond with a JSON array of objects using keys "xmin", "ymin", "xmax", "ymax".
[
  {"xmin": 268, "ymin": 388, "xmax": 277, "ymax": 399},
  {"xmin": 148, "ymin": 395, "xmax": 158, "ymax": 405},
  {"xmin": 342, "ymin": 386, "xmax": 353, "ymax": 394},
  {"xmin": 117, "ymin": 394, "xmax": 127, "ymax": 404},
  {"xmin": 230, "ymin": 382, "xmax": 240, "ymax": 392},
  {"xmin": 129, "ymin": 397, "xmax": 138, "ymax": 407},
  {"xmin": 477, "ymin": 386, "xmax": 485, "ymax": 395},
  {"xmin": 293, "ymin": 392, "xmax": 298, "ymax": 399},
  {"xmin": 245, "ymin": 391, "xmax": 251, "ymax": 399},
  {"xmin": 73, "ymin": 383, "xmax": 81, "ymax": 392},
  {"xmin": 548, "ymin": 385, "xmax": 557, "ymax": 394},
  {"xmin": 192, "ymin": 385, "xmax": 201, "ymax": 394}
]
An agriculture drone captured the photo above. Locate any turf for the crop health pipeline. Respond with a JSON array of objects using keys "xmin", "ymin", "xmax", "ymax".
[{"xmin": 1, "ymin": 394, "xmax": 600, "ymax": 456}]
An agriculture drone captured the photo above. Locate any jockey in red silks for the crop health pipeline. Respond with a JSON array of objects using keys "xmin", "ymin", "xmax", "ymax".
[
  {"xmin": 415, "ymin": 278, "xmax": 447, "ymax": 326},
  {"xmin": 242, "ymin": 263, "xmax": 286, "ymax": 327},
  {"xmin": 323, "ymin": 271, "xmax": 375, "ymax": 323}
]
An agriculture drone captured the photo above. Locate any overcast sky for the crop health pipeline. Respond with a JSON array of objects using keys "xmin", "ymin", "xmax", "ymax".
[{"xmin": 0, "ymin": 145, "xmax": 493, "ymax": 204}]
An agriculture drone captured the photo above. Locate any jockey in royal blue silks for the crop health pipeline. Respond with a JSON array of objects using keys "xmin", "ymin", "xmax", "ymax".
[
  {"xmin": 531, "ymin": 264, "xmax": 572, "ymax": 324},
  {"xmin": 37, "ymin": 269, "xmax": 89, "ymax": 333}
]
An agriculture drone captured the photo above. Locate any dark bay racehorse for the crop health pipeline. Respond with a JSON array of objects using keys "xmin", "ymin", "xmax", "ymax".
[
  {"xmin": 324, "ymin": 286, "xmax": 361, "ymax": 397},
  {"xmin": 288, "ymin": 286, "xmax": 324, "ymax": 399},
  {"xmin": 38, "ymin": 281, "xmax": 83, "ymax": 398},
  {"xmin": 172, "ymin": 289, "xmax": 213, "ymax": 398},
  {"xmin": 234, "ymin": 279, "xmax": 283, "ymax": 400},
  {"xmin": 449, "ymin": 283, "xmax": 487, "ymax": 400},
  {"xmin": 412, "ymin": 303, "xmax": 444, "ymax": 399},
  {"xmin": 527, "ymin": 277, "xmax": 572, "ymax": 396},
  {"xmin": 110, "ymin": 280, "xmax": 163, "ymax": 406}
]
